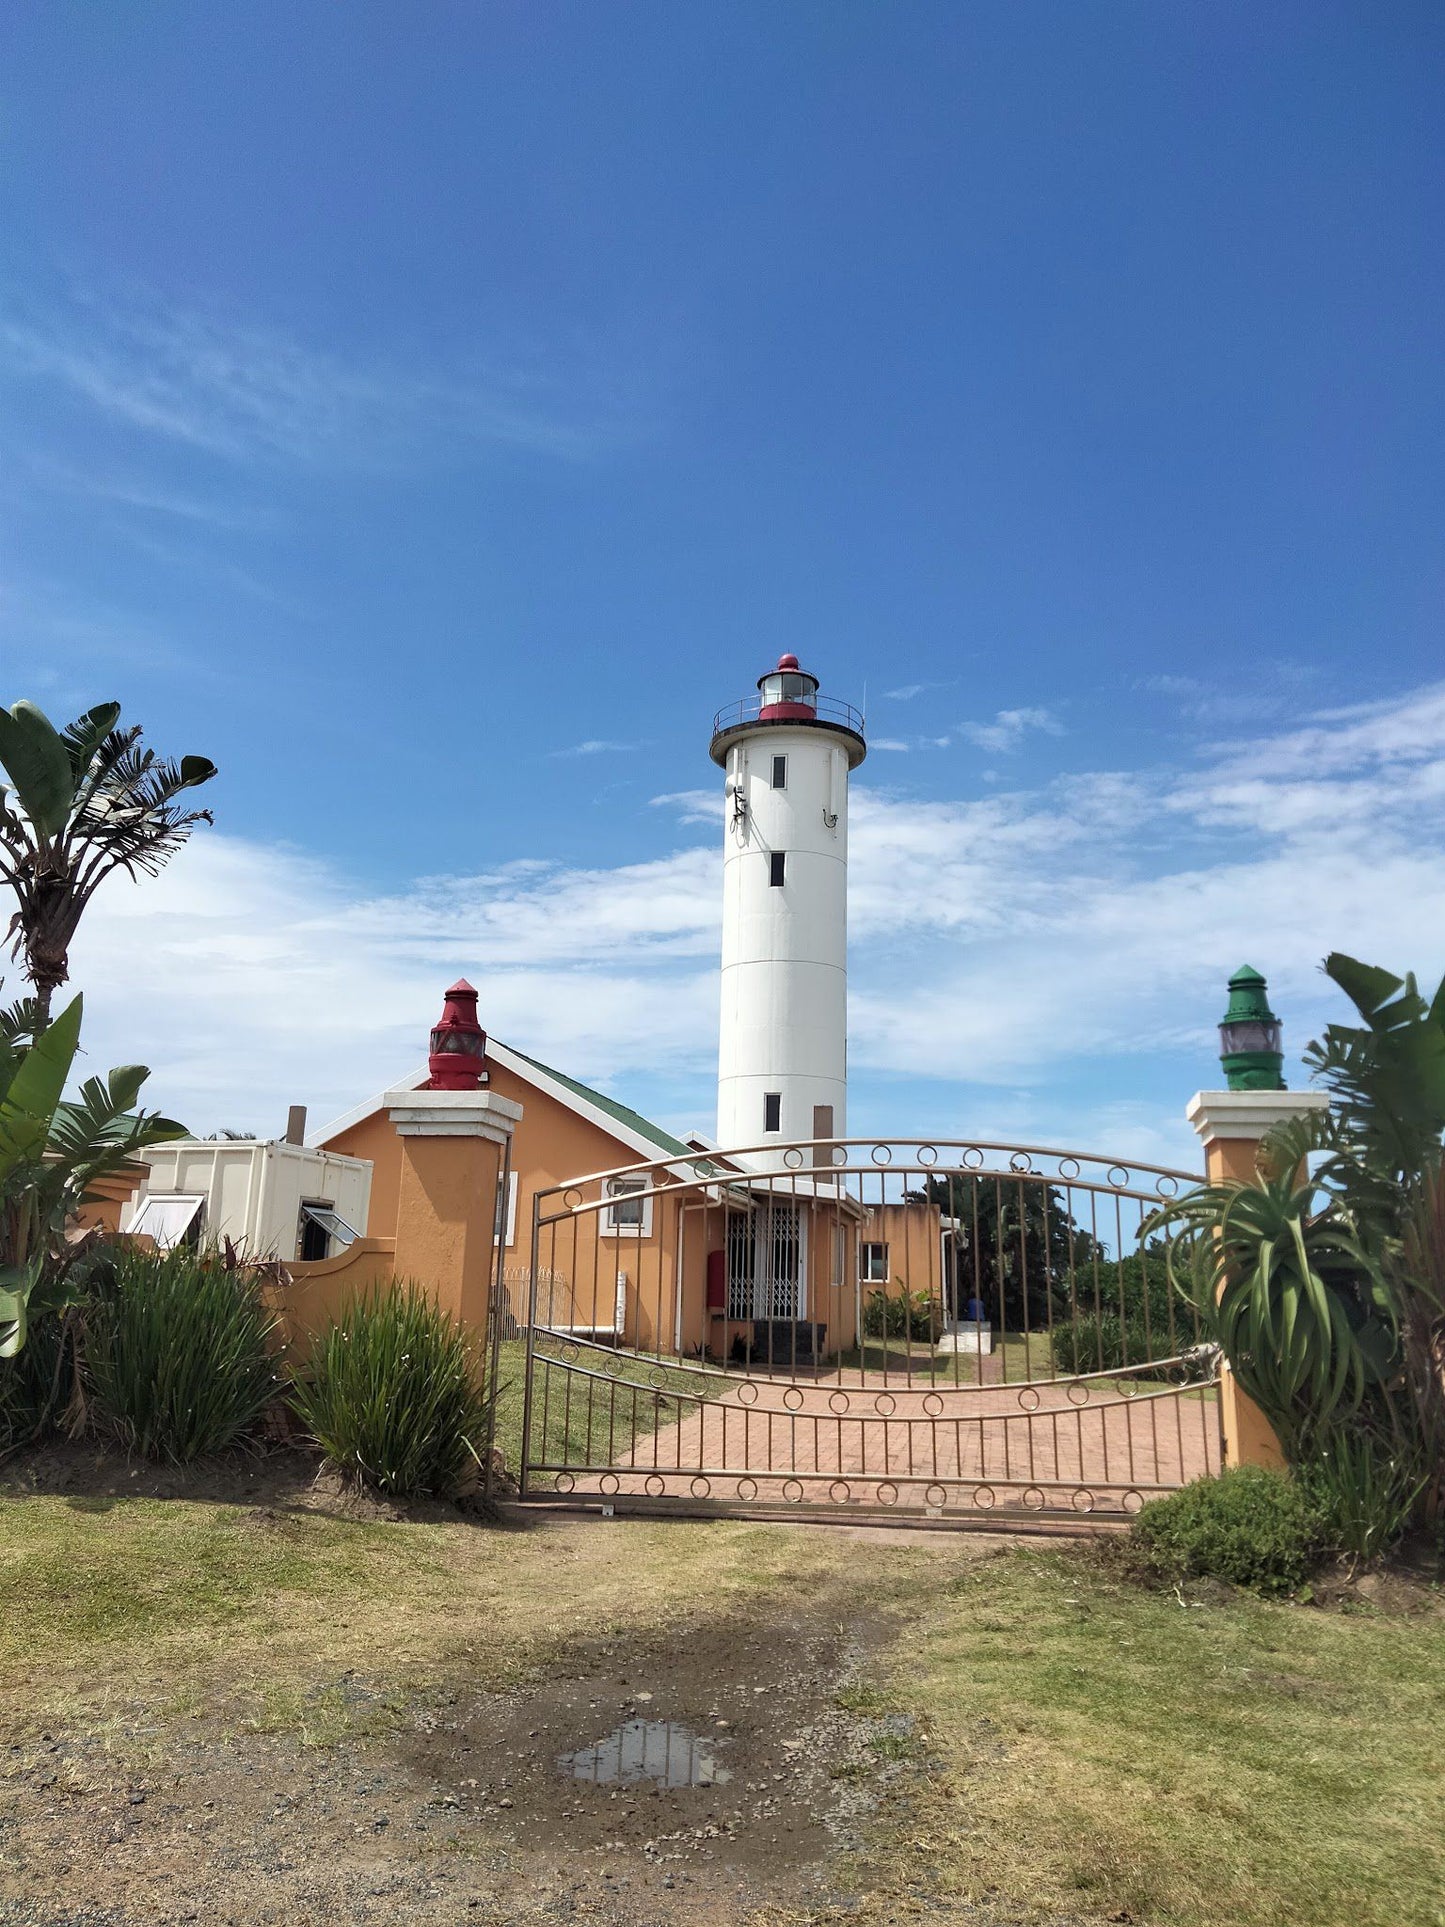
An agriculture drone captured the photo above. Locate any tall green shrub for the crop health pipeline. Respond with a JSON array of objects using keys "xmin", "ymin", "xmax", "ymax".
[
  {"xmin": 287, "ymin": 1284, "xmax": 491, "ymax": 1499},
  {"xmin": 88, "ymin": 1245, "xmax": 279, "ymax": 1461}
]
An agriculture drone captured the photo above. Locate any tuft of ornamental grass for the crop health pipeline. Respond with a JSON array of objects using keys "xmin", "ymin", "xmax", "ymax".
[
  {"xmin": 87, "ymin": 1244, "xmax": 281, "ymax": 1463},
  {"xmin": 287, "ymin": 1283, "xmax": 492, "ymax": 1500}
]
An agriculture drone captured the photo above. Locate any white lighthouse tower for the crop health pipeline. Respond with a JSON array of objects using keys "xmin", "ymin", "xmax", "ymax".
[{"xmin": 710, "ymin": 654, "xmax": 867, "ymax": 1158}]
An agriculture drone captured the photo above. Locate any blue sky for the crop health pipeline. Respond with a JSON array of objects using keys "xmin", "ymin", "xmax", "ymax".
[{"xmin": 3, "ymin": 4, "xmax": 1443, "ymax": 1167}]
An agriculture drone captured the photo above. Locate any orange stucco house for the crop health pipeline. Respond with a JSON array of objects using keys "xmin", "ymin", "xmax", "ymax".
[{"xmin": 310, "ymin": 988, "xmax": 880, "ymax": 1367}]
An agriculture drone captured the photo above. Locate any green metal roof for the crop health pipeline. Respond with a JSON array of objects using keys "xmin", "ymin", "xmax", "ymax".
[{"xmin": 505, "ymin": 1046, "xmax": 694, "ymax": 1160}]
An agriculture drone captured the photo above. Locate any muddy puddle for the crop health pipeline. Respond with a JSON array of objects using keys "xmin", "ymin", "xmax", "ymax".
[{"xmin": 559, "ymin": 1717, "xmax": 733, "ymax": 1787}]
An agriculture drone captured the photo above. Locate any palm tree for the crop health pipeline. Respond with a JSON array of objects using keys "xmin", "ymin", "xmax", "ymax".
[{"xmin": 0, "ymin": 701, "xmax": 216, "ymax": 1025}]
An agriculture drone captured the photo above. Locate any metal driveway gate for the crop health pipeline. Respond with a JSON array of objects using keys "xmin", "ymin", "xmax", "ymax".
[{"xmin": 513, "ymin": 1139, "xmax": 1221, "ymax": 1525}]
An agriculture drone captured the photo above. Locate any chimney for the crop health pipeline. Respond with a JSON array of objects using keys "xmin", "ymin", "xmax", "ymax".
[{"xmin": 284, "ymin": 1105, "xmax": 307, "ymax": 1146}]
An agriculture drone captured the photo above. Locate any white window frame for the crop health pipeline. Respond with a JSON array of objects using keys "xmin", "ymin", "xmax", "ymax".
[
  {"xmin": 604, "ymin": 1175, "xmax": 653, "ymax": 1237},
  {"xmin": 495, "ymin": 1171, "xmax": 519, "ymax": 1247},
  {"xmin": 859, "ymin": 1240, "xmax": 890, "ymax": 1284},
  {"xmin": 127, "ymin": 1193, "xmax": 205, "ymax": 1248}
]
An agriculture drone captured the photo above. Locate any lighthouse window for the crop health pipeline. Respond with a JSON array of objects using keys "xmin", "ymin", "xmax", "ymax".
[
  {"xmin": 763, "ymin": 1092, "xmax": 782, "ymax": 1133},
  {"xmin": 769, "ymin": 851, "xmax": 786, "ymax": 887},
  {"xmin": 770, "ymin": 754, "xmax": 787, "ymax": 789}
]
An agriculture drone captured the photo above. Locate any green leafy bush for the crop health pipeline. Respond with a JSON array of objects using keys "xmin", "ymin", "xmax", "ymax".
[
  {"xmin": 1300, "ymin": 1431, "xmax": 1427, "ymax": 1565},
  {"xmin": 1130, "ymin": 1466, "xmax": 1327, "ymax": 1595},
  {"xmin": 87, "ymin": 1245, "xmax": 279, "ymax": 1462},
  {"xmin": 287, "ymin": 1283, "xmax": 491, "ymax": 1499},
  {"xmin": 862, "ymin": 1287, "xmax": 941, "ymax": 1342}
]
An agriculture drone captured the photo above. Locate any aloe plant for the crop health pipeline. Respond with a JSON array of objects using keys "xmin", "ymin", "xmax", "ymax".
[{"xmin": 1145, "ymin": 1125, "xmax": 1396, "ymax": 1457}]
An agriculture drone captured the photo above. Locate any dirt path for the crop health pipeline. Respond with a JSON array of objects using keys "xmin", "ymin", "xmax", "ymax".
[{"xmin": 0, "ymin": 1499, "xmax": 1048, "ymax": 1927}]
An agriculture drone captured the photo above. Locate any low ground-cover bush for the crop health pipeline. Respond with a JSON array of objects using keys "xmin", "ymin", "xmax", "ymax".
[
  {"xmin": 87, "ymin": 1245, "xmax": 279, "ymax": 1462},
  {"xmin": 288, "ymin": 1283, "xmax": 491, "ymax": 1499},
  {"xmin": 1130, "ymin": 1466, "xmax": 1327, "ymax": 1594}
]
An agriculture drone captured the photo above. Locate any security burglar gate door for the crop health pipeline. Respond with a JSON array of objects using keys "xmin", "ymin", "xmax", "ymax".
[{"xmin": 512, "ymin": 1139, "xmax": 1222, "ymax": 1525}]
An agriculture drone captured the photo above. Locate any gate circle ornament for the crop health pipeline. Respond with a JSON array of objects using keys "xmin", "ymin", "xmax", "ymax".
[
  {"xmin": 1107, "ymin": 1165, "xmax": 1131, "ymax": 1189},
  {"xmin": 917, "ymin": 1145, "xmax": 939, "ymax": 1167},
  {"xmin": 1058, "ymin": 1157, "xmax": 1081, "ymax": 1182},
  {"xmin": 925, "ymin": 1483, "xmax": 948, "ymax": 1509},
  {"xmin": 1009, "ymin": 1151, "xmax": 1034, "ymax": 1174},
  {"xmin": 922, "ymin": 1392, "xmax": 945, "ymax": 1416},
  {"xmin": 563, "ymin": 1187, "xmax": 583, "ymax": 1209},
  {"xmin": 1071, "ymin": 1487, "xmax": 1096, "ymax": 1513},
  {"xmin": 1022, "ymin": 1486, "xmax": 1046, "ymax": 1511},
  {"xmin": 736, "ymin": 1477, "xmax": 758, "ymax": 1501},
  {"xmin": 599, "ymin": 1473, "xmax": 620, "ymax": 1496},
  {"xmin": 555, "ymin": 1472, "xmax": 575, "ymax": 1494},
  {"xmin": 737, "ymin": 1381, "xmax": 759, "ymax": 1405},
  {"xmin": 1016, "ymin": 1386, "xmax": 1041, "ymax": 1412},
  {"xmin": 961, "ymin": 1146, "xmax": 984, "ymax": 1169},
  {"xmin": 647, "ymin": 1366, "xmax": 671, "ymax": 1389},
  {"xmin": 690, "ymin": 1476, "xmax": 712, "ymax": 1500},
  {"xmin": 873, "ymin": 1392, "xmax": 896, "ymax": 1416},
  {"xmin": 783, "ymin": 1146, "xmax": 804, "ymax": 1169},
  {"xmin": 1122, "ymin": 1489, "xmax": 1145, "ymax": 1514},
  {"xmin": 973, "ymin": 1485, "xmax": 997, "ymax": 1510},
  {"xmin": 782, "ymin": 1479, "xmax": 805, "ymax": 1503},
  {"xmin": 1155, "ymin": 1174, "xmax": 1179, "ymax": 1199},
  {"xmin": 870, "ymin": 1143, "xmax": 893, "ymax": 1166},
  {"xmin": 784, "ymin": 1386, "xmax": 805, "ymax": 1411},
  {"xmin": 562, "ymin": 1341, "xmax": 580, "ymax": 1362},
  {"xmin": 1066, "ymin": 1380, "xmax": 1091, "ymax": 1406},
  {"xmin": 829, "ymin": 1480, "xmax": 851, "ymax": 1504},
  {"xmin": 828, "ymin": 1390, "xmax": 851, "ymax": 1415},
  {"xmin": 644, "ymin": 1473, "xmax": 666, "ymax": 1497},
  {"xmin": 877, "ymin": 1482, "xmax": 899, "ymax": 1506}
]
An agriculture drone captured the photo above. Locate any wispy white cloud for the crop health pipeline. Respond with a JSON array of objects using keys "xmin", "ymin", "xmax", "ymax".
[
  {"xmin": 958, "ymin": 706, "xmax": 1065, "ymax": 754},
  {"xmin": 885, "ymin": 683, "xmax": 925, "ymax": 701},
  {"xmin": 869, "ymin": 737, "xmax": 912, "ymax": 752},
  {"xmin": 549, "ymin": 738, "xmax": 637, "ymax": 759},
  {"xmin": 58, "ymin": 682, "xmax": 1445, "ymax": 1152},
  {"xmin": 0, "ymin": 282, "xmax": 644, "ymax": 470}
]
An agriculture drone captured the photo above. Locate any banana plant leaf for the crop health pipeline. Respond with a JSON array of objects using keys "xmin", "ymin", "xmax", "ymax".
[
  {"xmin": 0, "ymin": 994, "xmax": 82, "ymax": 1179},
  {"xmin": 0, "ymin": 701, "xmax": 75, "ymax": 842}
]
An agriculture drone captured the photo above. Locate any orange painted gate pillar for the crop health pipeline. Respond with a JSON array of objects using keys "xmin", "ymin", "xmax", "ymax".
[
  {"xmin": 384, "ymin": 1088, "xmax": 523, "ymax": 1337},
  {"xmin": 1186, "ymin": 1089, "xmax": 1329, "ymax": 1471}
]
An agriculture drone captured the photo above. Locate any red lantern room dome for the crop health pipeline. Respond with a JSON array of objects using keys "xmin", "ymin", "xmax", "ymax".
[
  {"xmin": 709, "ymin": 654, "xmax": 866, "ymax": 769},
  {"xmin": 757, "ymin": 653, "xmax": 819, "ymax": 721},
  {"xmin": 427, "ymin": 979, "xmax": 489, "ymax": 1090}
]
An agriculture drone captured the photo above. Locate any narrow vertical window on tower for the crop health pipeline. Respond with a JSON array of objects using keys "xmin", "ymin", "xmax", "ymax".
[
  {"xmin": 769, "ymin": 850, "xmax": 786, "ymax": 887},
  {"xmin": 771, "ymin": 753, "xmax": 787, "ymax": 789},
  {"xmin": 763, "ymin": 1092, "xmax": 782, "ymax": 1133}
]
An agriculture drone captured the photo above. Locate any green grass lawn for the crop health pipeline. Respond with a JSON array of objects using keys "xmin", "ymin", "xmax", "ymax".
[
  {"xmin": 0, "ymin": 1489, "xmax": 1439, "ymax": 1926},
  {"xmin": 489, "ymin": 1335, "xmax": 721, "ymax": 1475}
]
